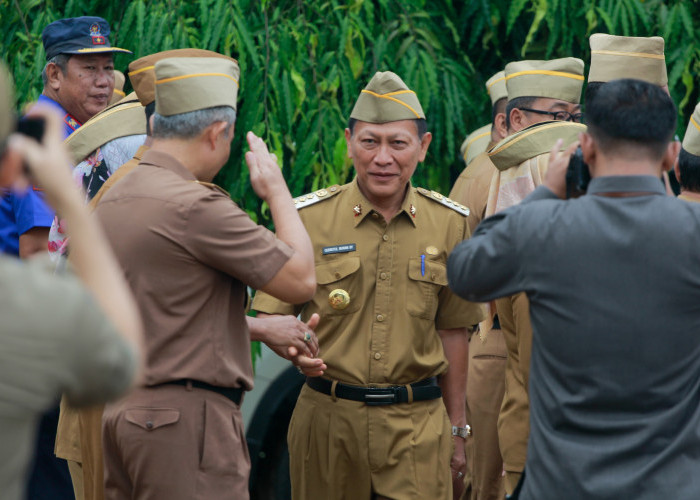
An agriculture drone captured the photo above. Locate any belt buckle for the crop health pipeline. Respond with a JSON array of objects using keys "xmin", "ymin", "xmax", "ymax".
[{"xmin": 364, "ymin": 386, "xmax": 400, "ymax": 406}]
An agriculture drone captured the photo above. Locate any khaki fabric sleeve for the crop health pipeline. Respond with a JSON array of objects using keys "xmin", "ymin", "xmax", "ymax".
[{"xmin": 251, "ymin": 290, "xmax": 298, "ymax": 316}]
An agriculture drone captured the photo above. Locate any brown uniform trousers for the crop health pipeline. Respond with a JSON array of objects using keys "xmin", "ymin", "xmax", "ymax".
[
  {"xmin": 102, "ymin": 385, "xmax": 249, "ymax": 500},
  {"xmin": 450, "ymin": 149, "xmax": 507, "ymax": 500}
]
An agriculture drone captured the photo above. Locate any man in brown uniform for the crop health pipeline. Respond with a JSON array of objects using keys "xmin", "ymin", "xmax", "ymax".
[
  {"xmin": 451, "ymin": 70, "xmax": 508, "ymax": 500},
  {"xmin": 95, "ymin": 57, "xmax": 316, "ymax": 499},
  {"xmin": 677, "ymin": 103, "xmax": 700, "ymax": 203},
  {"xmin": 253, "ymin": 71, "xmax": 485, "ymax": 500}
]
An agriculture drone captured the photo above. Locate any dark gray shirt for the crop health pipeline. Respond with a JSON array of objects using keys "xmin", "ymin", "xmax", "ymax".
[{"xmin": 448, "ymin": 175, "xmax": 700, "ymax": 499}]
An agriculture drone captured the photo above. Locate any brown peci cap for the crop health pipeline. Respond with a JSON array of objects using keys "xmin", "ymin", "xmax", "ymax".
[
  {"xmin": 486, "ymin": 71, "xmax": 507, "ymax": 105},
  {"xmin": 128, "ymin": 49, "xmax": 236, "ymax": 106},
  {"xmin": 589, "ymin": 34, "xmax": 667, "ymax": 86},
  {"xmin": 682, "ymin": 102, "xmax": 700, "ymax": 157},
  {"xmin": 505, "ymin": 58, "xmax": 584, "ymax": 104},
  {"xmin": 154, "ymin": 57, "xmax": 240, "ymax": 116},
  {"xmin": 350, "ymin": 71, "xmax": 425, "ymax": 123}
]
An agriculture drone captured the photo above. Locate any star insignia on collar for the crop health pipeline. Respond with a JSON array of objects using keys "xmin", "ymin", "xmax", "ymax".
[
  {"xmin": 410, "ymin": 204, "xmax": 416, "ymax": 217},
  {"xmin": 353, "ymin": 204, "xmax": 362, "ymax": 217}
]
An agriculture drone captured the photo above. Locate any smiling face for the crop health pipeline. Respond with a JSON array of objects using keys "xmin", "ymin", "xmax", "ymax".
[
  {"xmin": 50, "ymin": 54, "xmax": 115, "ymax": 124},
  {"xmin": 345, "ymin": 119, "xmax": 432, "ymax": 206}
]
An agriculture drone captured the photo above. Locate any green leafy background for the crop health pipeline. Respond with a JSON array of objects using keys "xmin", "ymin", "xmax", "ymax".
[{"xmin": 3, "ymin": 0, "xmax": 700, "ymax": 362}]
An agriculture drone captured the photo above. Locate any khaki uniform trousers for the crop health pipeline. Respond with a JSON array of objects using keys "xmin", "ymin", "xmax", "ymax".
[
  {"xmin": 102, "ymin": 384, "xmax": 249, "ymax": 500},
  {"xmin": 465, "ymin": 329, "xmax": 506, "ymax": 500},
  {"xmin": 288, "ymin": 384, "xmax": 453, "ymax": 500}
]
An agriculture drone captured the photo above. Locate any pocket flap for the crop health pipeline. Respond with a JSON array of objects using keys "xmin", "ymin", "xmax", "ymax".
[
  {"xmin": 125, "ymin": 408, "xmax": 180, "ymax": 431},
  {"xmin": 316, "ymin": 256, "xmax": 361, "ymax": 284},
  {"xmin": 408, "ymin": 258, "xmax": 448, "ymax": 285}
]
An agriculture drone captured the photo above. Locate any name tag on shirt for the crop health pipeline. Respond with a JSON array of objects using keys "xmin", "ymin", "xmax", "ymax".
[{"xmin": 322, "ymin": 244, "xmax": 356, "ymax": 255}]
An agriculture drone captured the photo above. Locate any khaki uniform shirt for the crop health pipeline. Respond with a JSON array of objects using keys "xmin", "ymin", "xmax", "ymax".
[
  {"xmin": 449, "ymin": 147, "xmax": 497, "ymax": 234},
  {"xmin": 88, "ymin": 145, "xmax": 149, "ymax": 210},
  {"xmin": 253, "ymin": 179, "xmax": 484, "ymax": 386},
  {"xmin": 95, "ymin": 150, "xmax": 294, "ymax": 389}
]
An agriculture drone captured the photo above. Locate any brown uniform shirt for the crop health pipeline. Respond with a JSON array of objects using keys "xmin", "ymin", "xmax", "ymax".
[
  {"xmin": 253, "ymin": 179, "xmax": 484, "ymax": 386},
  {"xmin": 449, "ymin": 147, "xmax": 497, "ymax": 233},
  {"xmin": 95, "ymin": 150, "xmax": 294, "ymax": 390}
]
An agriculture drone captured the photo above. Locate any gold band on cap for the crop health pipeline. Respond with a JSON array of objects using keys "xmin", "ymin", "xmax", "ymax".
[
  {"xmin": 128, "ymin": 64, "xmax": 155, "ymax": 77},
  {"xmin": 690, "ymin": 116, "xmax": 700, "ymax": 134},
  {"xmin": 360, "ymin": 89, "xmax": 421, "ymax": 119},
  {"xmin": 591, "ymin": 49, "xmax": 665, "ymax": 60},
  {"xmin": 113, "ymin": 89, "xmax": 125, "ymax": 97},
  {"xmin": 505, "ymin": 70, "xmax": 585, "ymax": 82},
  {"xmin": 487, "ymin": 75, "xmax": 506, "ymax": 89},
  {"xmin": 156, "ymin": 72, "xmax": 239, "ymax": 87}
]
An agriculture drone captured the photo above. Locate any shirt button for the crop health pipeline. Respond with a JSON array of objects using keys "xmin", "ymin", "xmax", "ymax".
[
  {"xmin": 372, "ymin": 213, "xmax": 379, "ymax": 219},
  {"xmin": 376, "ymin": 314, "xmax": 384, "ymax": 322},
  {"xmin": 374, "ymin": 352, "xmax": 382, "ymax": 360},
  {"xmin": 335, "ymin": 272, "xmax": 341, "ymax": 279},
  {"xmin": 146, "ymin": 421, "xmax": 154, "ymax": 430},
  {"xmin": 382, "ymin": 234, "xmax": 389, "ymax": 241},
  {"xmin": 380, "ymin": 272, "xmax": 387, "ymax": 280},
  {"xmin": 431, "ymin": 273, "xmax": 436, "ymax": 280}
]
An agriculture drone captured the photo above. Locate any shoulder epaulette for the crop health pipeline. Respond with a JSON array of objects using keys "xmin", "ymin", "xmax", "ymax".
[
  {"xmin": 194, "ymin": 180, "xmax": 231, "ymax": 197},
  {"xmin": 416, "ymin": 187, "xmax": 470, "ymax": 216},
  {"xmin": 293, "ymin": 185, "xmax": 342, "ymax": 209},
  {"xmin": 488, "ymin": 121, "xmax": 586, "ymax": 172}
]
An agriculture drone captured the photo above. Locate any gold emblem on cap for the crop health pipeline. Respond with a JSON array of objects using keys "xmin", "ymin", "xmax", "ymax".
[
  {"xmin": 328, "ymin": 289, "xmax": 351, "ymax": 310},
  {"xmin": 426, "ymin": 246, "xmax": 439, "ymax": 256}
]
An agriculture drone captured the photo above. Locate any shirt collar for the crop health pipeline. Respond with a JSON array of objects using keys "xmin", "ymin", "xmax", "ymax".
[
  {"xmin": 140, "ymin": 149, "xmax": 196, "ymax": 181},
  {"xmin": 587, "ymin": 175, "xmax": 666, "ymax": 196},
  {"xmin": 346, "ymin": 177, "xmax": 417, "ymax": 228},
  {"xmin": 37, "ymin": 95, "xmax": 81, "ymax": 138}
]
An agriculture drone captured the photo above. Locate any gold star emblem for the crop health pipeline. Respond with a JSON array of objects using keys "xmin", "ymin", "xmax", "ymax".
[
  {"xmin": 353, "ymin": 204, "xmax": 362, "ymax": 217},
  {"xmin": 410, "ymin": 204, "xmax": 416, "ymax": 217}
]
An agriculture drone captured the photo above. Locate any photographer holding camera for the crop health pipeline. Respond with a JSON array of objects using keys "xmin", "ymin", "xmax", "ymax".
[{"xmin": 447, "ymin": 78, "xmax": 700, "ymax": 499}]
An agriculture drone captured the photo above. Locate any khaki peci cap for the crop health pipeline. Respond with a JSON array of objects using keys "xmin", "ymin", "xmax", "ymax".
[
  {"xmin": 682, "ymin": 102, "xmax": 700, "ymax": 157},
  {"xmin": 505, "ymin": 58, "xmax": 584, "ymax": 104},
  {"xmin": 460, "ymin": 124, "xmax": 492, "ymax": 165},
  {"xmin": 486, "ymin": 71, "xmax": 507, "ymax": 105},
  {"xmin": 488, "ymin": 121, "xmax": 586, "ymax": 171},
  {"xmin": 154, "ymin": 57, "xmax": 240, "ymax": 116},
  {"xmin": 0, "ymin": 64, "xmax": 15, "ymax": 144},
  {"xmin": 589, "ymin": 34, "xmax": 667, "ymax": 87},
  {"xmin": 109, "ymin": 70, "xmax": 126, "ymax": 105},
  {"xmin": 64, "ymin": 92, "xmax": 146, "ymax": 163},
  {"xmin": 350, "ymin": 71, "xmax": 425, "ymax": 123},
  {"xmin": 128, "ymin": 49, "xmax": 236, "ymax": 106}
]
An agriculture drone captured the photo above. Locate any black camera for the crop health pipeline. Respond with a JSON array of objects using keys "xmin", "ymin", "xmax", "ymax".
[
  {"xmin": 16, "ymin": 117, "xmax": 45, "ymax": 142},
  {"xmin": 565, "ymin": 146, "xmax": 590, "ymax": 198}
]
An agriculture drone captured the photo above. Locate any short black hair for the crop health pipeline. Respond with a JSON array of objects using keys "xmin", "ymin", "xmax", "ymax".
[
  {"xmin": 347, "ymin": 117, "xmax": 428, "ymax": 139},
  {"xmin": 584, "ymin": 81, "xmax": 604, "ymax": 107},
  {"xmin": 505, "ymin": 96, "xmax": 537, "ymax": 130},
  {"xmin": 492, "ymin": 97, "xmax": 506, "ymax": 126},
  {"xmin": 678, "ymin": 147, "xmax": 700, "ymax": 192},
  {"xmin": 586, "ymin": 79, "xmax": 676, "ymax": 160},
  {"xmin": 144, "ymin": 101, "xmax": 156, "ymax": 136}
]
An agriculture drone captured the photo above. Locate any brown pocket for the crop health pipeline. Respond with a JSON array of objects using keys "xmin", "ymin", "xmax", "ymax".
[
  {"xmin": 125, "ymin": 408, "xmax": 180, "ymax": 431},
  {"xmin": 406, "ymin": 258, "xmax": 447, "ymax": 319}
]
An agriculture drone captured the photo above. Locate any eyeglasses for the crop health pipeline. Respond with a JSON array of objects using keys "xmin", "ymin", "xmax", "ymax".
[{"xmin": 518, "ymin": 107, "xmax": 584, "ymax": 123}]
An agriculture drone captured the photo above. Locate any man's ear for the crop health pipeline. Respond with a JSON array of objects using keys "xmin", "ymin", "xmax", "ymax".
[
  {"xmin": 344, "ymin": 128, "xmax": 353, "ymax": 159},
  {"xmin": 508, "ymin": 108, "xmax": 526, "ymax": 133},
  {"xmin": 580, "ymin": 132, "xmax": 597, "ymax": 172},
  {"xmin": 206, "ymin": 121, "xmax": 231, "ymax": 149},
  {"xmin": 418, "ymin": 131, "xmax": 432, "ymax": 162},
  {"xmin": 662, "ymin": 140, "xmax": 681, "ymax": 173},
  {"xmin": 45, "ymin": 62, "xmax": 62, "ymax": 92},
  {"xmin": 493, "ymin": 113, "xmax": 507, "ymax": 141}
]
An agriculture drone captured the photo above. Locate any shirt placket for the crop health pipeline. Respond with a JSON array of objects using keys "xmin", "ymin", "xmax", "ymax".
[{"xmin": 368, "ymin": 212, "xmax": 393, "ymax": 384}]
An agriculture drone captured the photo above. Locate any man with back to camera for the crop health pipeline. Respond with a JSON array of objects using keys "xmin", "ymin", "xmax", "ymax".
[
  {"xmin": 675, "ymin": 102, "xmax": 700, "ymax": 203},
  {"xmin": 0, "ymin": 63, "xmax": 142, "ymax": 500},
  {"xmin": 253, "ymin": 71, "xmax": 485, "ymax": 500},
  {"xmin": 95, "ymin": 56, "xmax": 317, "ymax": 499},
  {"xmin": 447, "ymin": 79, "xmax": 700, "ymax": 499}
]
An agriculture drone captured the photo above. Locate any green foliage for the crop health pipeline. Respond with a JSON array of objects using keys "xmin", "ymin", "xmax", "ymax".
[{"xmin": 2, "ymin": 0, "xmax": 700, "ymax": 212}]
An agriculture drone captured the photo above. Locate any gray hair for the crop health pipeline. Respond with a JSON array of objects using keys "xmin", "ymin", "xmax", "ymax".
[
  {"xmin": 41, "ymin": 54, "xmax": 71, "ymax": 86},
  {"xmin": 152, "ymin": 106, "xmax": 236, "ymax": 140}
]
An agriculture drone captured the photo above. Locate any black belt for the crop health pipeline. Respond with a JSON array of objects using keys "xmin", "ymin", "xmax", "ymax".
[
  {"xmin": 306, "ymin": 377, "xmax": 441, "ymax": 406},
  {"xmin": 162, "ymin": 379, "xmax": 243, "ymax": 406}
]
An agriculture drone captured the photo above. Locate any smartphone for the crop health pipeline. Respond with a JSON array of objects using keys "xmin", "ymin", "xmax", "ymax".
[{"xmin": 16, "ymin": 117, "xmax": 45, "ymax": 142}]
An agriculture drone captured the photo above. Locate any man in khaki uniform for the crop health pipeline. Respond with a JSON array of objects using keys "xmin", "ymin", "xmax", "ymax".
[
  {"xmin": 253, "ymin": 71, "xmax": 484, "ymax": 500},
  {"xmin": 484, "ymin": 58, "xmax": 585, "ymax": 495},
  {"xmin": 95, "ymin": 57, "xmax": 316, "ymax": 499},
  {"xmin": 451, "ymin": 69, "xmax": 508, "ymax": 500},
  {"xmin": 676, "ymin": 102, "xmax": 700, "ymax": 203}
]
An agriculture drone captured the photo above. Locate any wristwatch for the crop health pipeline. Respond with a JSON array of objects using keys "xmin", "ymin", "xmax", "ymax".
[{"xmin": 452, "ymin": 425, "xmax": 472, "ymax": 438}]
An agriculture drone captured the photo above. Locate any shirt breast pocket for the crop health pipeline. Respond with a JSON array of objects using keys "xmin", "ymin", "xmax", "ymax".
[
  {"xmin": 407, "ymin": 258, "xmax": 447, "ymax": 320},
  {"xmin": 314, "ymin": 256, "xmax": 362, "ymax": 316}
]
